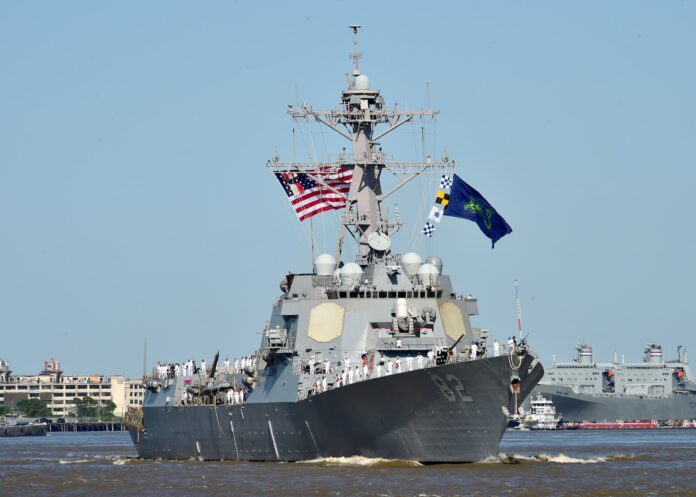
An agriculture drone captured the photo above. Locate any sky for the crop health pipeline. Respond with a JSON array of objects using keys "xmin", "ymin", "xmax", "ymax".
[{"xmin": 1, "ymin": 1, "xmax": 695, "ymax": 377}]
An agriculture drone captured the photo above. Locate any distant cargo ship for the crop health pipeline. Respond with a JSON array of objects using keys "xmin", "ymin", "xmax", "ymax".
[{"xmin": 532, "ymin": 344, "xmax": 696, "ymax": 422}]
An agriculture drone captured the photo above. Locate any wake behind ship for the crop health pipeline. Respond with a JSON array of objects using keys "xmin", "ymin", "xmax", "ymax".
[{"xmin": 125, "ymin": 26, "xmax": 544, "ymax": 463}]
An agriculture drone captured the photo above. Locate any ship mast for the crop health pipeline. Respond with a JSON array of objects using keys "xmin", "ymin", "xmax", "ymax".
[{"xmin": 267, "ymin": 25, "xmax": 454, "ymax": 264}]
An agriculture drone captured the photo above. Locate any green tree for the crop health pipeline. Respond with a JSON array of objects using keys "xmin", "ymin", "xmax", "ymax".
[
  {"xmin": 72, "ymin": 397, "xmax": 118, "ymax": 420},
  {"xmin": 15, "ymin": 399, "xmax": 51, "ymax": 417},
  {"xmin": 0, "ymin": 405, "xmax": 8, "ymax": 416},
  {"xmin": 72, "ymin": 396, "xmax": 99, "ymax": 418},
  {"xmin": 98, "ymin": 400, "xmax": 117, "ymax": 420}
]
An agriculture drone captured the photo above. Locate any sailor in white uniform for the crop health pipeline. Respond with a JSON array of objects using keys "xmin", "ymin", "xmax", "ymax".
[
  {"xmin": 406, "ymin": 355, "xmax": 413, "ymax": 371},
  {"xmin": 493, "ymin": 339, "xmax": 500, "ymax": 357},
  {"xmin": 470, "ymin": 342, "xmax": 478, "ymax": 360}
]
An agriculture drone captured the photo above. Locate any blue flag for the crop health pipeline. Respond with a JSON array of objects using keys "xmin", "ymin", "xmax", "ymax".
[{"xmin": 443, "ymin": 174, "xmax": 512, "ymax": 247}]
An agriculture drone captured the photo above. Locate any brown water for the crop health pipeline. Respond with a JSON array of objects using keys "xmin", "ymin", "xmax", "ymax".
[{"xmin": 1, "ymin": 430, "xmax": 695, "ymax": 496}]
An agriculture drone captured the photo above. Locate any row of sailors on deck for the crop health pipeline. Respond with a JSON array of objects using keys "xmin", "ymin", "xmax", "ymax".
[
  {"xmin": 221, "ymin": 355, "xmax": 256, "ymax": 375},
  {"xmin": 156, "ymin": 360, "xmax": 205, "ymax": 379},
  {"xmin": 306, "ymin": 337, "xmax": 516, "ymax": 393},
  {"xmin": 224, "ymin": 388, "xmax": 247, "ymax": 405},
  {"xmin": 179, "ymin": 388, "xmax": 247, "ymax": 406},
  {"xmin": 156, "ymin": 354, "xmax": 258, "ymax": 380}
]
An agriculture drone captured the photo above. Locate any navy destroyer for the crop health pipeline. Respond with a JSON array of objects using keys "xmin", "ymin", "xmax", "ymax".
[
  {"xmin": 532, "ymin": 344, "xmax": 696, "ymax": 422},
  {"xmin": 125, "ymin": 26, "xmax": 544, "ymax": 463}
]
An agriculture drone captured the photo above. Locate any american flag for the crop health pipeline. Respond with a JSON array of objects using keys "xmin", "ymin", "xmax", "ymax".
[{"xmin": 274, "ymin": 167, "xmax": 353, "ymax": 221}]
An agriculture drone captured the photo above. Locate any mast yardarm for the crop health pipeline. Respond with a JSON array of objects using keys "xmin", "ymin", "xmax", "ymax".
[{"xmin": 267, "ymin": 26, "xmax": 453, "ymax": 263}]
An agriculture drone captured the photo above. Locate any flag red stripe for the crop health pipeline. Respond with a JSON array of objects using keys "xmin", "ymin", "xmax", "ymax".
[{"xmin": 277, "ymin": 167, "xmax": 353, "ymax": 222}]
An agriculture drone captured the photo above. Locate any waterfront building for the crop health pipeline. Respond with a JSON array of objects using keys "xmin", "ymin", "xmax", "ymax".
[{"xmin": 0, "ymin": 358, "xmax": 143, "ymax": 417}]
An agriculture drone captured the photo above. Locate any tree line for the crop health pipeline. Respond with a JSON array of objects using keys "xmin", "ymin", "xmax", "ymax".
[{"xmin": 1, "ymin": 397, "xmax": 117, "ymax": 419}]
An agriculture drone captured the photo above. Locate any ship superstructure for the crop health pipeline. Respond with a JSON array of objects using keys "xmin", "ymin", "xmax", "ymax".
[
  {"xmin": 533, "ymin": 343, "xmax": 696, "ymax": 422},
  {"xmin": 126, "ymin": 27, "xmax": 544, "ymax": 463}
]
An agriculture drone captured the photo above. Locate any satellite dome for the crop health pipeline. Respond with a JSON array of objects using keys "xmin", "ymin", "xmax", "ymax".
[
  {"xmin": 354, "ymin": 74, "xmax": 370, "ymax": 90},
  {"xmin": 425, "ymin": 255, "xmax": 443, "ymax": 274},
  {"xmin": 401, "ymin": 252, "xmax": 422, "ymax": 276},
  {"xmin": 417, "ymin": 263, "xmax": 440, "ymax": 286},
  {"xmin": 340, "ymin": 262, "xmax": 364, "ymax": 286},
  {"xmin": 314, "ymin": 254, "xmax": 337, "ymax": 276}
]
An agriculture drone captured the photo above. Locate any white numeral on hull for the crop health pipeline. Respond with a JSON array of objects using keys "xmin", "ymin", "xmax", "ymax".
[{"xmin": 430, "ymin": 374, "xmax": 473, "ymax": 402}]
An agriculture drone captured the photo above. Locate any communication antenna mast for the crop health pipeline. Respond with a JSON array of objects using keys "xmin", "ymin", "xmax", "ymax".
[
  {"xmin": 515, "ymin": 279, "xmax": 523, "ymax": 338},
  {"xmin": 349, "ymin": 24, "xmax": 362, "ymax": 75},
  {"xmin": 271, "ymin": 24, "xmax": 449, "ymax": 262}
]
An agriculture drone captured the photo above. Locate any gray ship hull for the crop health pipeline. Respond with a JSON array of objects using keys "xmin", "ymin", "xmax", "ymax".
[
  {"xmin": 130, "ymin": 354, "xmax": 542, "ymax": 463},
  {"xmin": 534, "ymin": 385, "xmax": 696, "ymax": 422}
]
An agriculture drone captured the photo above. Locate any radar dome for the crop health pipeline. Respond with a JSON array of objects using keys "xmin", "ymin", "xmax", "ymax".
[
  {"xmin": 340, "ymin": 262, "xmax": 364, "ymax": 287},
  {"xmin": 401, "ymin": 252, "xmax": 423, "ymax": 276},
  {"xmin": 417, "ymin": 263, "xmax": 440, "ymax": 286},
  {"xmin": 425, "ymin": 255, "xmax": 443, "ymax": 274},
  {"xmin": 354, "ymin": 74, "xmax": 370, "ymax": 90},
  {"xmin": 314, "ymin": 254, "xmax": 337, "ymax": 276}
]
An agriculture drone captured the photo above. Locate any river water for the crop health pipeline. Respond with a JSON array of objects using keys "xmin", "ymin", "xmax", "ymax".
[{"xmin": 1, "ymin": 430, "xmax": 694, "ymax": 497}]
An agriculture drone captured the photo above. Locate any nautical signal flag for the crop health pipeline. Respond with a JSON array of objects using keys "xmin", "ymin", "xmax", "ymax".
[
  {"xmin": 435, "ymin": 191, "xmax": 450, "ymax": 206},
  {"xmin": 439, "ymin": 174, "xmax": 453, "ymax": 189},
  {"xmin": 422, "ymin": 221, "xmax": 435, "ymax": 238},
  {"xmin": 443, "ymin": 174, "xmax": 512, "ymax": 248},
  {"xmin": 428, "ymin": 206, "xmax": 443, "ymax": 223}
]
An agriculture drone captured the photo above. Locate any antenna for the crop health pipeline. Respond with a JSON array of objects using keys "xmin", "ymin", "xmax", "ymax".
[
  {"xmin": 143, "ymin": 337, "xmax": 147, "ymax": 379},
  {"xmin": 349, "ymin": 24, "xmax": 362, "ymax": 75},
  {"xmin": 426, "ymin": 81, "xmax": 431, "ymax": 110},
  {"xmin": 515, "ymin": 279, "xmax": 522, "ymax": 338}
]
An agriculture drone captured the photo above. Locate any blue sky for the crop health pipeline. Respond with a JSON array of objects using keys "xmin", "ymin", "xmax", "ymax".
[{"xmin": 1, "ymin": 2, "xmax": 694, "ymax": 376}]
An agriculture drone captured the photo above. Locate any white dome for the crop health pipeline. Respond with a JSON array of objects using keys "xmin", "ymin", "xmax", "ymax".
[
  {"xmin": 314, "ymin": 253, "xmax": 337, "ymax": 276},
  {"xmin": 425, "ymin": 255, "xmax": 443, "ymax": 274},
  {"xmin": 354, "ymin": 74, "xmax": 370, "ymax": 90},
  {"xmin": 417, "ymin": 263, "xmax": 440, "ymax": 286},
  {"xmin": 340, "ymin": 263, "xmax": 364, "ymax": 286},
  {"xmin": 401, "ymin": 252, "xmax": 423, "ymax": 276}
]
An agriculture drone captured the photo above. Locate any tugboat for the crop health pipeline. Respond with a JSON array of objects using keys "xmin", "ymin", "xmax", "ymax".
[
  {"xmin": 524, "ymin": 394, "xmax": 561, "ymax": 430},
  {"xmin": 126, "ymin": 26, "xmax": 544, "ymax": 463}
]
